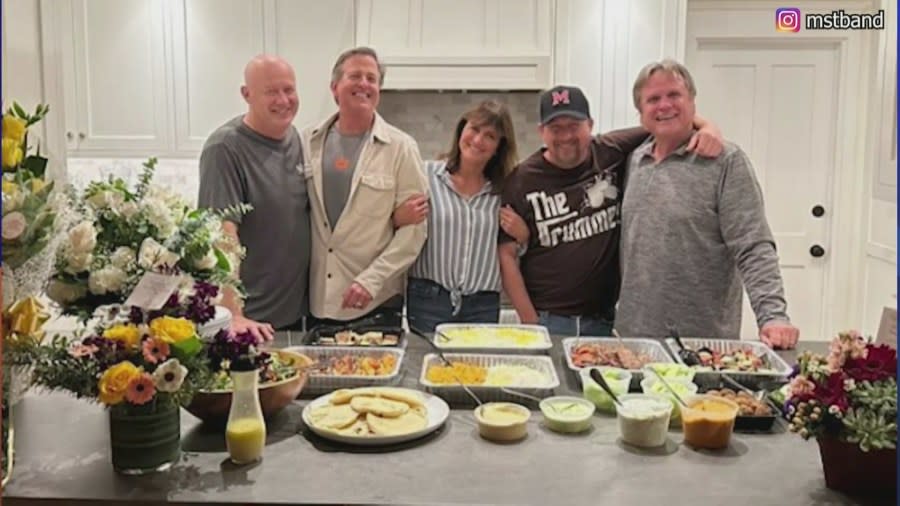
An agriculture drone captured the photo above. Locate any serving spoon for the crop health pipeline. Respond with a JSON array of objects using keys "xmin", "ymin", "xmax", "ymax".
[
  {"xmin": 666, "ymin": 324, "xmax": 702, "ymax": 367},
  {"xmin": 407, "ymin": 324, "xmax": 485, "ymax": 410}
]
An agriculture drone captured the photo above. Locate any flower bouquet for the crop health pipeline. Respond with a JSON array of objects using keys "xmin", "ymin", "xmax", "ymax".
[
  {"xmin": 2, "ymin": 102, "xmax": 67, "ymax": 486},
  {"xmin": 46, "ymin": 157, "xmax": 246, "ymax": 324},
  {"xmin": 785, "ymin": 331, "xmax": 897, "ymax": 496},
  {"xmin": 184, "ymin": 329, "xmax": 311, "ymax": 425},
  {"xmin": 30, "ymin": 314, "xmax": 213, "ymax": 473}
]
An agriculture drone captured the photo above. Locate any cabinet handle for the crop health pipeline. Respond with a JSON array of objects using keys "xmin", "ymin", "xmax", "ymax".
[
  {"xmin": 78, "ymin": 132, "xmax": 86, "ymax": 140},
  {"xmin": 66, "ymin": 131, "xmax": 74, "ymax": 141}
]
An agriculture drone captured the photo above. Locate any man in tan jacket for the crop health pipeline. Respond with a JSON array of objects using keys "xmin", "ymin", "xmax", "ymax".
[{"xmin": 302, "ymin": 47, "xmax": 428, "ymax": 326}]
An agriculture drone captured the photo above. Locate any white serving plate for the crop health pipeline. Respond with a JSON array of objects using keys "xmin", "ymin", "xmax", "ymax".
[
  {"xmin": 301, "ymin": 388, "xmax": 449, "ymax": 446},
  {"xmin": 283, "ymin": 346, "xmax": 404, "ymax": 394},
  {"xmin": 433, "ymin": 323, "xmax": 552, "ymax": 354}
]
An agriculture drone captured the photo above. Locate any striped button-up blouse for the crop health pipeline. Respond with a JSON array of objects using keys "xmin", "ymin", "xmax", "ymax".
[{"xmin": 409, "ymin": 160, "xmax": 502, "ymax": 310}]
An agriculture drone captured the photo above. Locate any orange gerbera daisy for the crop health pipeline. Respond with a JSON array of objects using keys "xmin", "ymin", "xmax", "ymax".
[
  {"xmin": 142, "ymin": 337, "xmax": 170, "ymax": 364},
  {"xmin": 125, "ymin": 373, "xmax": 156, "ymax": 405}
]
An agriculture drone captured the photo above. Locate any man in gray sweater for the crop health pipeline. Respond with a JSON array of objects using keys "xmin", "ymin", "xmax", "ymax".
[{"xmin": 615, "ymin": 60, "xmax": 800, "ymax": 349}]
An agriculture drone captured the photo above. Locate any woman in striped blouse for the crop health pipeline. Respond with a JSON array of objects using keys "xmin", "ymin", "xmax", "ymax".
[{"xmin": 398, "ymin": 100, "xmax": 529, "ymax": 332}]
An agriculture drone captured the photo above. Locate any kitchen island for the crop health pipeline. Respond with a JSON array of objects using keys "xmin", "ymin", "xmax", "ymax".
[{"xmin": 2, "ymin": 336, "xmax": 892, "ymax": 506}]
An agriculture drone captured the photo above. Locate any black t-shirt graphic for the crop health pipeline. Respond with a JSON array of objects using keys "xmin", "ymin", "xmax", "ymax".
[{"xmin": 500, "ymin": 127, "xmax": 648, "ymax": 317}]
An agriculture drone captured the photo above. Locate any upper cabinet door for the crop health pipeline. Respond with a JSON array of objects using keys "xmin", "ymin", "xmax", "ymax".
[
  {"xmin": 66, "ymin": 0, "xmax": 170, "ymax": 154},
  {"xmin": 170, "ymin": 0, "xmax": 267, "ymax": 152},
  {"xmin": 356, "ymin": 0, "xmax": 554, "ymax": 89}
]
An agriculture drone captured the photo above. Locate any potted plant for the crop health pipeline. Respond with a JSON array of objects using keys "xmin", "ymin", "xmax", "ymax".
[
  {"xmin": 30, "ymin": 315, "xmax": 212, "ymax": 474},
  {"xmin": 46, "ymin": 157, "xmax": 246, "ymax": 327},
  {"xmin": 785, "ymin": 330, "xmax": 897, "ymax": 497}
]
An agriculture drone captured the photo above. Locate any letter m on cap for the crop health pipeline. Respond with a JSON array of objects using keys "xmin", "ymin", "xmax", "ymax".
[{"xmin": 551, "ymin": 90, "xmax": 570, "ymax": 106}]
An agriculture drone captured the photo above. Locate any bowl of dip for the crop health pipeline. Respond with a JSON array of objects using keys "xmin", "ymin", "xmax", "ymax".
[
  {"xmin": 580, "ymin": 366, "xmax": 632, "ymax": 414},
  {"xmin": 539, "ymin": 396, "xmax": 595, "ymax": 433},
  {"xmin": 474, "ymin": 402, "xmax": 531, "ymax": 442},
  {"xmin": 680, "ymin": 394, "xmax": 739, "ymax": 450},
  {"xmin": 616, "ymin": 393, "xmax": 672, "ymax": 448}
]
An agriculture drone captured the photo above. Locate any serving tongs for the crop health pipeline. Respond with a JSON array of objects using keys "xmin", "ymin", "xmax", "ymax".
[
  {"xmin": 721, "ymin": 373, "xmax": 767, "ymax": 402},
  {"xmin": 666, "ymin": 324, "xmax": 710, "ymax": 367}
]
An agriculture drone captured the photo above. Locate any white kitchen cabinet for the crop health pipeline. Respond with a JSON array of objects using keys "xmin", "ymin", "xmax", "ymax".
[
  {"xmin": 59, "ymin": 0, "xmax": 171, "ymax": 155},
  {"xmin": 356, "ymin": 0, "xmax": 555, "ymax": 89},
  {"xmin": 169, "ymin": 0, "xmax": 267, "ymax": 152}
]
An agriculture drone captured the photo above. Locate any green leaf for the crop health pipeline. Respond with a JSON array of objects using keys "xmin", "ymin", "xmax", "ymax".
[
  {"xmin": 21, "ymin": 155, "xmax": 48, "ymax": 178},
  {"xmin": 12, "ymin": 101, "xmax": 27, "ymax": 118},
  {"xmin": 214, "ymin": 247, "xmax": 231, "ymax": 272},
  {"xmin": 171, "ymin": 336, "xmax": 203, "ymax": 359}
]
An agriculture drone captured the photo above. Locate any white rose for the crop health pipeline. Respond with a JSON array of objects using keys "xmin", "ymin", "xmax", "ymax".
[
  {"xmin": 116, "ymin": 200, "xmax": 139, "ymax": 219},
  {"xmin": 68, "ymin": 221, "xmax": 97, "ymax": 254},
  {"xmin": 46, "ymin": 279, "xmax": 87, "ymax": 304},
  {"xmin": 155, "ymin": 218, "xmax": 176, "ymax": 240},
  {"xmin": 87, "ymin": 265, "xmax": 127, "ymax": 295},
  {"xmin": 138, "ymin": 237, "xmax": 180, "ymax": 270},
  {"xmin": 64, "ymin": 250, "xmax": 93, "ymax": 274},
  {"xmin": 194, "ymin": 249, "xmax": 218, "ymax": 271},
  {"xmin": 87, "ymin": 190, "xmax": 124, "ymax": 210},
  {"xmin": 110, "ymin": 246, "xmax": 135, "ymax": 269}
]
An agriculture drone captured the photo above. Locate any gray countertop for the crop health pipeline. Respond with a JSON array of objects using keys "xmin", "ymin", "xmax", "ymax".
[{"xmin": 2, "ymin": 336, "xmax": 891, "ymax": 506}]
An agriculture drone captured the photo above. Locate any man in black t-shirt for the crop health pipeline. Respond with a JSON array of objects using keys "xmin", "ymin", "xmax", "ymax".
[{"xmin": 498, "ymin": 85, "xmax": 721, "ymax": 337}]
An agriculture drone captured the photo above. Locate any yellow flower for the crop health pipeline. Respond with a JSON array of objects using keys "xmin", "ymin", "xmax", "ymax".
[
  {"xmin": 2, "ymin": 179, "xmax": 17, "ymax": 196},
  {"xmin": 2, "ymin": 138, "xmax": 23, "ymax": 169},
  {"xmin": 2, "ymin": 115, "xmax": 26, "ymax": 144},
  {"xmin": 150, "ymin": 316, "xmax": 196, "ymax": 344},
  {"xmin": 103, "ymin": 324, "xmax": 142, "ymax": 349},
  {"xmin": 29, "ymin": 178, "xmax": 47, "ymax": 193},
  {"xmin": 98, "ymin": 361, "xmax": 142, "ymax": 405}
]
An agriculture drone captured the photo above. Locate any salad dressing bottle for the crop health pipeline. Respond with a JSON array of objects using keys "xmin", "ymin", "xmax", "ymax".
[{"xmin": 225, "ymin": 358, "xmax": 266, "ymax": 464}]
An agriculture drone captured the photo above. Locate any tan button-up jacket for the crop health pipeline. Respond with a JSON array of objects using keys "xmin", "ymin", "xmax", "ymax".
[{"xmin": 302, "ymin": 112, "xmax": 428, "ymax": 320}]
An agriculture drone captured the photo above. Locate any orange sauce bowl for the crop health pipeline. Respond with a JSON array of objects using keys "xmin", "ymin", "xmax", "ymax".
[{"xmin": 680, "ymin": 394, "xmax": 739, "ymax": 450}]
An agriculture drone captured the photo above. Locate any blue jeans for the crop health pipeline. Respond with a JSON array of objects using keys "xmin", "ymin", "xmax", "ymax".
[
  {"xmin": 537, "ymin": 311, "xmax": 614, "ymax": 337},
  {"xmin": 406, "ymin": 278, "xmax": 500, "ymax": 333}
]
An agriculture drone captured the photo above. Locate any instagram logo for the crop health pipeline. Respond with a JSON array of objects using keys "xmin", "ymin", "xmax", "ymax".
[{"xmin": 776, "ymin": 7, "xmax": 802, "ymax": 32}]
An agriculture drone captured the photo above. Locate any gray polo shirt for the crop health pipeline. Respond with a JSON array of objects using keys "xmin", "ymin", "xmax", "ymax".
[
  {"xmin": 198, "ymin": 116, "xmax": 310, "ymax": 329},
  {"xmin": 616, "ymin": 138, "xmax": 790, "ymax": 338}
]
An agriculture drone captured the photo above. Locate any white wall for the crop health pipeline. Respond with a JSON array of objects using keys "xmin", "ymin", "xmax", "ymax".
[{"xmin": 861, "ymin": 0, "xmax": 897, "ymax": 336}]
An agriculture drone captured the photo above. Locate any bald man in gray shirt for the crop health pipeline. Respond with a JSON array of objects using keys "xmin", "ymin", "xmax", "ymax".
[{"xmin": 199, "ymin": 55, "xmax": 310, "ymax": 340}]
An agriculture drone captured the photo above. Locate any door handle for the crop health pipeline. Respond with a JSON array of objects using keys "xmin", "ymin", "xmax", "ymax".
[
  {"xmin": 811, "ymin": 205, "xmax": 825, "ymax": 217},
  {"xmin": 810, "ymin": 245, "xmax": 825, "ymax": 258}
]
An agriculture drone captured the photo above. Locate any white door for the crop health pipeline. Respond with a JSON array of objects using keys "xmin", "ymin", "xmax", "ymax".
[{"xmin": 686, "ymin": 41, "xmax": 839, "ymax": 340}]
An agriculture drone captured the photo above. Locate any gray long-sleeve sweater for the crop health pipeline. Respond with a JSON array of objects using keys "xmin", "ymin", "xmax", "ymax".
[{"xmin": 615, "ymin": 138, "xmax": 790, "ymax": 338}]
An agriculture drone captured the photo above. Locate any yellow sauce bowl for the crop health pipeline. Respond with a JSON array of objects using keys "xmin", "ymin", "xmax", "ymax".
[{"xmin": 473, "ymin": 402, "xmax": 531, "ymax": 442}]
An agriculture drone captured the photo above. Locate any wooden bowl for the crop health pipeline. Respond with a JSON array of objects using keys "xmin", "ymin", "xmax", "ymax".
[{"xmin": 184, "ymin": 350, "xmax": 313, "ymax": 426}]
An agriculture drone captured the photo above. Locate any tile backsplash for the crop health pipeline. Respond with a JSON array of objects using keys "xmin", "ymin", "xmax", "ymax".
[
  {"xmin": 64, "ymin": 92, "xmax": 544, "ymax": 200},
  {"xmin": 379, "ymin": 91, "xmax": 543, "ymax": 160}
]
